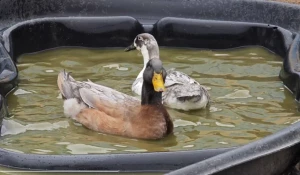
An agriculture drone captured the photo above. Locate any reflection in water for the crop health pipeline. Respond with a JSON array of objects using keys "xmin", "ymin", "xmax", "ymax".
[
  {"xmin": 1, "ymin": 119, "xmax": 69, "ymax": 136},
  {"xmin": 217, "ymin": 90, "xmax": 252, "ymax": 99},
  {"xmin": 2, "ymin": 46, "xmax": 299, "ymax": 155}
]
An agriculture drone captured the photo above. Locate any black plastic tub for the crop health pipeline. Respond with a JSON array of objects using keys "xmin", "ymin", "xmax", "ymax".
[{"xmin": 0, "ymin": 0, "xmax": 300, "ymax": 174}]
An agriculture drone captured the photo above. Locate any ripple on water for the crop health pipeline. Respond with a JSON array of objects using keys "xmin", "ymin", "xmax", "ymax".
[
  {"xmin": 174, "ymin": 119, "xmax": 199, "ymax": 127},
  {"xmin": 66, "ymin": 144, "xmax": 116, "ymax": 154},
  {"xmin": 1, "ymin": 119, "xmax": 69, "ymax": 136},
  {"xmin": 13, "ymin": 89, "xmax": 32, "ymax": 95},
  {"xmin": 217, "ymin": 90, "xmax": 252, "ymax": 99}
]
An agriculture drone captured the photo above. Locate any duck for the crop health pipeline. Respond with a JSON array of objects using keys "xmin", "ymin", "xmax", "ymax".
[
  {"xmin": 57, "ymin": 58, "xmax": 173, "ymax": 140},
  {"xmin": 125, "ymin": 33, "xmax": 210, "ymax": 111}
]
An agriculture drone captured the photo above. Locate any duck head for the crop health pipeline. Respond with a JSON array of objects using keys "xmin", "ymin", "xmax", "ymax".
[
  {"xmin": 141, "ymin": 58, "xmax": 166, "ymax": 105},
  {"xmin": 125, "ymin": 33, "xmax": 160, "ymax": 62}
]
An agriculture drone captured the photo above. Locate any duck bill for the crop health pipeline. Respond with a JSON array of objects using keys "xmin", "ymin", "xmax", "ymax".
[
  {"xmin": 152, "ymin": 72, "xmax": 166, "ymax": 92},
  {"xmin": 124, "ymin": 44, "xmax": 136, "ymax": 52}
]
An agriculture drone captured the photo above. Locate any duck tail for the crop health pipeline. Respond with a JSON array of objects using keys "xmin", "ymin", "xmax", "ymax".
[
  {"xmin": 57, "ymin": 70, "xmax": 77, "ymax": 99},
  {"xmin": 57, "ymin": 70, "xmax": 67, "ymax": 97},
  {"xmin": 57, "ymin": 70, "xmax": 86, "ymax": 119},
  {"xmin": 63, "ymin": 98, "xmax": 86, "ymax": 120}
]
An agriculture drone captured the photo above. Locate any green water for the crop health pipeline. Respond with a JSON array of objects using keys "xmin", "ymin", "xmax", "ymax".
[{"xmin": 2, "ymin": 46, "xmax": 299, "ymax": 155}]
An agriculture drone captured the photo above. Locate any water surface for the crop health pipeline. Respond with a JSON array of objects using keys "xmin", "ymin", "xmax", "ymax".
[{"xmin": 2, "ymin": 46, "xmax": 299, "ymax": 154}]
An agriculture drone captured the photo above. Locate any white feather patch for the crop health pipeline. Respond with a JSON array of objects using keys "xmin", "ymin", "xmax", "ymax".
[{"xmin": 63, "ymin": 98, "xmax": 86, "ymax": 120}]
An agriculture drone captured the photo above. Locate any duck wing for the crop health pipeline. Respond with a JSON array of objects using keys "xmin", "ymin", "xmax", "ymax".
[
  {"xmin": 163, "ymin": 68, "xmax": 211, "ymax": 109},
  {"xmin": 58, "ymin": 71, "xmax": 140, "ymax": 118},
  {"xmin": 79, "ymin": 80, "xmax": 140, "ymax": 118},
  {"xmin": 164, "ymin": 82, "xmax": 210, "ymax": 102},
  {"xmin": 165, "ymin": 68, "xmax": 200, "ymax": 87},
  {"xmin": 57, "ymin": 70, "xmax": 83, "ymax": 100}
]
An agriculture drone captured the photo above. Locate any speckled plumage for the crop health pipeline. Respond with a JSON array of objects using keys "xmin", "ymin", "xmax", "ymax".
[
  {"xmin": 129, "ymin": 33, "xmax": 211, "ymax": 111},
  {"xmin": 163, "ymin": 68, "xmax": 210, "ymax": 107}
]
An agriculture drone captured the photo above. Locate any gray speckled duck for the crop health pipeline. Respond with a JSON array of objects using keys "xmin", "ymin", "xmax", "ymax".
[{"xmin": 125, "ymin": 33, "xmax": 210, "ymax": 111}]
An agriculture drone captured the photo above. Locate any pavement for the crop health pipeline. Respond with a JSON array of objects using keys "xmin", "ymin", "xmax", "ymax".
[{"xmin": 271, "ymin": 0, "xmax": 300, "ymax": 4}]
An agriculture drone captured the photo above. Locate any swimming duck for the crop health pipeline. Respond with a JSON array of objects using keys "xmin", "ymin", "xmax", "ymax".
[
  {"xmin": 125, "ymin": 33, "xmax": 210, "ymax": 111},
  {"xmin": 57, "ymin": 59, "xmax": 173, "ymax": 140}
]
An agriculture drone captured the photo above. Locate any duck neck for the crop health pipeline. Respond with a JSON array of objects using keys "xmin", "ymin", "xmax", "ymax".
[
  {"xmin": 141, "ymin": 82, "xmax": 162, "ymax": 105},
  {"xmin": 137, "ymin": 45, "xmax": 160, "ymax": 79}
]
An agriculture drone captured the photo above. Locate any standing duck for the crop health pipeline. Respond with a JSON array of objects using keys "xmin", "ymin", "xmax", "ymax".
[
  {"xmin": 57, "ymin": 58, "xmax": 173, "ymax": 140},
  {"xmin": 125, "ymin": 33, "xmax": 210, "ymax": 111}
]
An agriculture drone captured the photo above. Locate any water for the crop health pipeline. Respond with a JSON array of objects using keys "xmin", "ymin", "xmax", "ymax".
[{"xmin": 2, "ymin": 46, "xmax": 299, "ymax": 155}]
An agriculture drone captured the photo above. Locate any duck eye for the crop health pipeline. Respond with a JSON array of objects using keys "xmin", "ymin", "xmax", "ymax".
[{"xmin": 138, "ymin": 36, "xmax": 142, "ymax": 40}]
